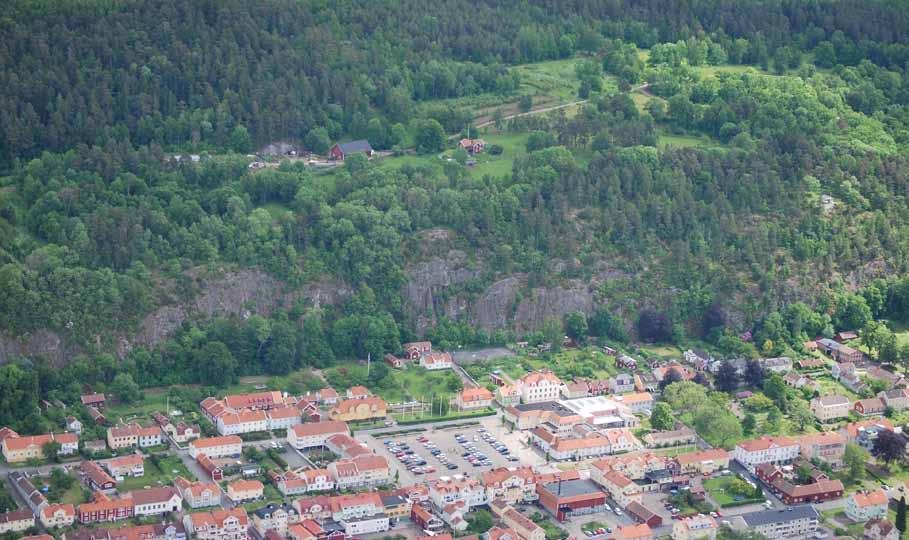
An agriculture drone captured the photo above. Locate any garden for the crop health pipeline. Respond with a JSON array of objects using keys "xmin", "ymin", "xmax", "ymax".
[
  {"xmin": 703, "ymin": 477, "xmax": 765, "ymax": 508},
  {"xmin": 118, "ymin": 454, "xmax": 193, "ymax": 491}
]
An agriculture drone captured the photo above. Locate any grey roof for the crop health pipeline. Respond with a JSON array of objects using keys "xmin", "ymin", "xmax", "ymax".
[
  {"xmin": 741, "ymin": 505, "xmax": 819, "ymax": 527},
  {"xmin": 337, "ymin": 140, "xmax": 373, "ymax": 154},
  {"xmin": 513, "ymin": 401, "xmax": 575, "ymax": 417},
  {"xmin": 253, "ymin": 502, "xmax": 297, "ymax": 518},
  {"xmin": 539, "ymin": 478, "xmax": 604, "ymax": 498}
]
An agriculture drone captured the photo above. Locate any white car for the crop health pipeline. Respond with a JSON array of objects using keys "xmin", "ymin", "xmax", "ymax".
[
  {"xmin": 604, "ymin": 504, "xmax": 612, "ymax": 512},
  {"xmin": 614, "ymin": 509, "xmax": 623, "ymax": 516}
]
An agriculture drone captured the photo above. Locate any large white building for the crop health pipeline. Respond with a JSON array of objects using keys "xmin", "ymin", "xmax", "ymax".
[
  {"xmin": 737, "ymin": 505, "xmax": 818, "ymax": 539},
  {"xmin": 286, "ymin": 421, "xmax": 349, "ymax": 450},
  {"xmin": 732, "ymin": 436, "xmax": 800, "ymax": 472},
  {"xmin": 520, "ymin": 371, "xmax": 563, "ymax": 404},
  {"xmin": 429, "ymin": 476, "xmax": 489, "ymax": 511},
  {"xmin": 189, "ymin": 436, "xmax": 242, "ymax": 459}
]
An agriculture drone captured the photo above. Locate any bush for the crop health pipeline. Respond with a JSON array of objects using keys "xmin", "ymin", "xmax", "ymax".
[{"xmin": 489, "ymin": 144, "xmax": 504, "ymax": 155}]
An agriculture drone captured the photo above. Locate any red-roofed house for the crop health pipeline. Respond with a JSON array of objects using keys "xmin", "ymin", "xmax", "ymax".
[
  {"xmin": 455, "ymin": 387, "xmax": 494, "ymax": 410},
  {"xmin": 845, "ymin": 490, "xmax": 888, "ymax": 522}
]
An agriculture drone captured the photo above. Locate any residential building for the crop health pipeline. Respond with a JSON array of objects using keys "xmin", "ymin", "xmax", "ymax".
[
  {"xmin": 759, "ymin": 357, "xmax": 793, "ymax": 373},
  {"xmin": 66, "ymin": 416, "xmax": 83, "ymax": 434},
  {"xmin": 455, "ymin": 387, "xmax": 495, "ymax": 410},
  {"xmin": 183, "ymin": 509, "xmax": 248, "ymax": 540},
  {"xmin": 616, "ymin": 524, "xmax": 653, "ymax": 540},
  {"xmin": 105, "ymin": 454, "xmax": 145, "ymax": 478},
  {"xmin": 77, "ymin": 493, "xmax": 135, "ymax": 524},
  {"xmin": 227, "ymin": 480, "xmax": 264, "ymax": 503},
  {"xmin": 675, "ymin": 448, "xmax": 730, "ymax": 475},
  {"xmin": 866, "ymin": 366, "xmax": 903, "ymax": 388},
  {"xmin": 429, "ymin": 476, "xmax": 488, "ymax": 510},
  {"xmin": 855, "ymin": 398, "xmax": 886, "ymax": 417},
  {"xmin": 617, "ymin": 392, "xmax": 654, "ymax": 414},
  {"xmin": 82, "ymin": 461, "xmax": 117, "ymax": 493},
  {"xmin": 561, "ymin": 381, "xmax": 590, "ymax": 399},
  {"xmin": 672, "ymin": 514, "xmax": 717, "ymax": 540},
  {"xmin": 329, "ymin": 397, "xmax": 387, "ymax": 422},
  {"xmin": 188, "ymin": 436, "xmax": 242, "ymax": 459},
  {"xmin": 287, "ymin": 421, "xmax": 349, "ymax": 450},
  {"xmin": 328, "ymin": 140, "xmax": 373, "ymax": 161},
  {"xmin": 864, "ymin": 519, "xmax": 900, "ymax": 540},
  {"xmin": 481, "ymin": 466, "xmax": 538, "ymax": 504},
  {"xmin": 402, "ymin": 341, "xmax": 432, "ymax": 359},
  {"xmin": 81, "ymin": 393, "xmax": 106, "ymax": 408},
  {"xmin": 879, "ymin": 389, "xmax": 909, "ymax": 411},
  {"xmin": 174, "ymin": 477, "xmax": 221, "ymax": 509},
  {"xmin": 266, "ymin": 406, "xmax": 302, "ymax": 431},
  {"xmin": 328, "ymin": 455, "xmax": 391, "ymax": 489},
  {"xmin": 458, "ymin": 138, "xmax": 486, "ymax": 154},
  {"xmin": 755, "ymin": 464, "xmax": 843, "ymax": 505},
  {"xmin": 379, "ymin": 493, "xmax": 411, "ymax": 520},
  {"xmin": 0, "ymin": 510, "xmax": 36, "ymax": 534},
  {"xmin": 795, "ymin": 431, "xmax": 846, "ymax": 467},
  {"xmin": 163, "ymin": 422, "xmax": 201, "ymax": 444},
  {"xmin": 736, "ymin": 505, "xmax": 819, "ymax": 539},
  {"xmin": 818, "ymin": 338, "xmax": 864, "ymax": 363},
  {"xmin": 340, "ymin": 514, "xmax": 389, "ymax": 536},
  {"xmin": 519, "ymin": 371, "xmax": 563, "ymax": 404},
  {"xmin": 420, "ymin": 352, "xmax": 453, "ymax": 370},
  {"xmin": 251, "ymin": 503, "xmax": 300, "ymax": 537},
  {"xmin": 276, "ymin": 469, "xmax": 334, "ymax": 495},
  {"xmin": 106, "ymin": 424, "xmax": 163, "ymax": 450},
  {"xmin": 845, "ymin": 490, "xmax": 888, "ymax": 522},
  {"xmin": 197, "ymin": 454, "xmax": 223, "ymax": 481},
  {"xmin": 644, "ymin": 425, "xmax": 697, "ymax": 448},
  {"xmin": 216, "ymin": 410, "xmax": 267, "ymax": 435},
  {"xmin": 530, "ymin": 429, "xmax": 615, "ymax": 461},
  {"xmin": 733, "ymin": 436, "xmax": 800, "ymax": 472},
  {"xmin": 2, "ymin": 432, "xmax": 78, "ymax": 463},
  {"xmin": 132, "ymin": 487, "xmax": 182, "ymax": 517},
  {"xmin": 810, "ymin": 395, "xmax": 851, "ymax": 422},
  {"xmin": 502, "ymin": 507, "xmax": 545, "ymax": 540},
  {"xmin": 495, "ymin": 385, "xmax": 521, "ymax": 407},
  {"xmin": 40, "ymin": 503, "xmax": 75, "ymax": 528},
  {"xmin": 841, "ymin": 419, "xmax": 895, "ymax": 446},
  {"xmin": 610, "ymin": 374, "xmax": 636, "ymax": 394},
  {"xmin": 596, "ymin": 469, "xmax": 642, "ymax": 508}
]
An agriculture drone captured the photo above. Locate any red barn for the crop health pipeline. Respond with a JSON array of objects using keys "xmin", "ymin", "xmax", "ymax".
[{"xmin": 329, "ymin": 140, "xmax": 373, "ymax": 160}]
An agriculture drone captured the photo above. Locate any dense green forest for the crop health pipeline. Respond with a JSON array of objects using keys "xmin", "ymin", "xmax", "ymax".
[{"xmin": 2, "ymin": 0, "xmax": 909, "ymax": 431}]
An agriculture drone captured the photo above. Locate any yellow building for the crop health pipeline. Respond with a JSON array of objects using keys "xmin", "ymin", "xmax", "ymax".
[
  {"xmin": 329, "ymin": 397, "xmax": 387, "ymax": 422},
  {"xmin": 2, "ymin": 433, "xmax": 78, "ymax": 463}
]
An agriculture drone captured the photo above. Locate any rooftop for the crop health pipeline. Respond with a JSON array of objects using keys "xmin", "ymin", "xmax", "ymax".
[{"xmin": 741, "ymin": 505, "xmax": 819, "ymax": 527}]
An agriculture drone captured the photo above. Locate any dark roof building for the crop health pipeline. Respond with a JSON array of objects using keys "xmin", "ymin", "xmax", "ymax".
[{"xmin": 329, "ymin": 140, "xmax": 373, "ymax": 160}]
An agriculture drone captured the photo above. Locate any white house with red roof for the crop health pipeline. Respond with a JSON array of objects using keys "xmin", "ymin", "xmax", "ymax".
[
  {"xmin": 845, "ymin": 490, "xmax": 888, "ymax": 522},
  {"xmin": 286, "ymin": 421, "xmax": 349, "ymax": 450},
  {"xmin": 732, "ymin": 436, "xmax": 800, "ymax": 472},
  {"xmin": 519, "ymin": 371, "xmax": 563, "ymax": 404}
]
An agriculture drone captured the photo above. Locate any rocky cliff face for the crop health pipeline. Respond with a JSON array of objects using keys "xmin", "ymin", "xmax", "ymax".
[
  {"xmin": 0, "ymin": 268, "xmax": 352, "ymax": 365},
  {"xmin": 403, "ymin": 250, "xmax": 601, "ymax": 334}
]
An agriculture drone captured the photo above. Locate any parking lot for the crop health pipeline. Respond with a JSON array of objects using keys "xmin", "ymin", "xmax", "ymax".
[{"xmin": 360, "ymin": 415, "xmax": 546, "ymax": 484}]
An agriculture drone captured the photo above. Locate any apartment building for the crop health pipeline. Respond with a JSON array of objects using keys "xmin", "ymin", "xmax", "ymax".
[
  {"xmin": 2, "ymin": 432, "xmax": 78, "ymax": 463},
  {"xmin": 183, "ymin": 509, "xmax": 248, "ymax": 540},
  {"xmin": 188, "ymin": 436, "xmax": 242, "ymax": 459},
  {"xmin": 106, "ymin": 424, "xmax": 163, "ymax": 450},
  {"xmin": 286, "ymin": 421, "xmax": 349, "ymax": 450}
]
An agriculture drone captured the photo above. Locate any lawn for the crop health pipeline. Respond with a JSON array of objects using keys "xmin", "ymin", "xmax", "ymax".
[
  {"xmin": 242, "ymin": 484, "xmax": 284, "ymax": 511},
  {"xmin": 703, "ymin": 476, "xmax": 764, "ymax": 508},
  {"xmin": 322, "ymin": 363, "xmax": 464, "ymax": 404},
  {"xmin": 811, "ymin": 375, "xmax": 863, "ymax": 401},
  {"xmin": 637, "ymin": 344, "xmax": 684, "ymax": 359},
  {"xmin": 118, "ymin": 455, "xmax": 193, "ymax": 491},
  {"xmin": 104, "ymin": 391, "xmax": 169, "ymax": 426},
  {"xmin": 653, "ymin": 445, "xmax": 698, "ymax": 457},
  {"xmin": 513, "ymin": 58, "xmax": 583, "ymax": 102},
  {"xmin": 657, "ymin": 132, "xmax": 718, "ymax": 149}
]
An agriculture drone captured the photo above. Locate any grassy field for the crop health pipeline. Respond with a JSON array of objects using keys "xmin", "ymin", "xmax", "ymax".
[
  {"xmin": 653, "ymin": 445, "xmax": 698, "ymax": 457},
  {"xmin": 703, "ymin": 476, "xmax": 764, "ymax": 507},
  {"xmin": 118, "ymin": 455, "xmax": 193, "ymax": 491},
  {"xmin": 323, "ymin": 363, "xmax": 464, "ymax": 404},
  {"xmin": 104, "ymin": 392, "xmax": 169, "ymax": 425},
  {"xmin": 513, "ymin": 58, "xmax": 583, "ymax": 102},
  {"xmin": 657, "ymin": 132, "xmax": 719, "ymax": 149}
]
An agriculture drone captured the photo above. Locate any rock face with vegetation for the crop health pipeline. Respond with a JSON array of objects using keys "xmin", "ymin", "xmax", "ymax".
[{"xmin": 3, "ymin": 0, "xmax": 909, "ymax": 424}]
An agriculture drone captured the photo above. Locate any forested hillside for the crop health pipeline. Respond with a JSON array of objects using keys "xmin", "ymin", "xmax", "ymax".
[{"xmin": 2, "ymin": 0, "xmax": 909, "ymax": 422}]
